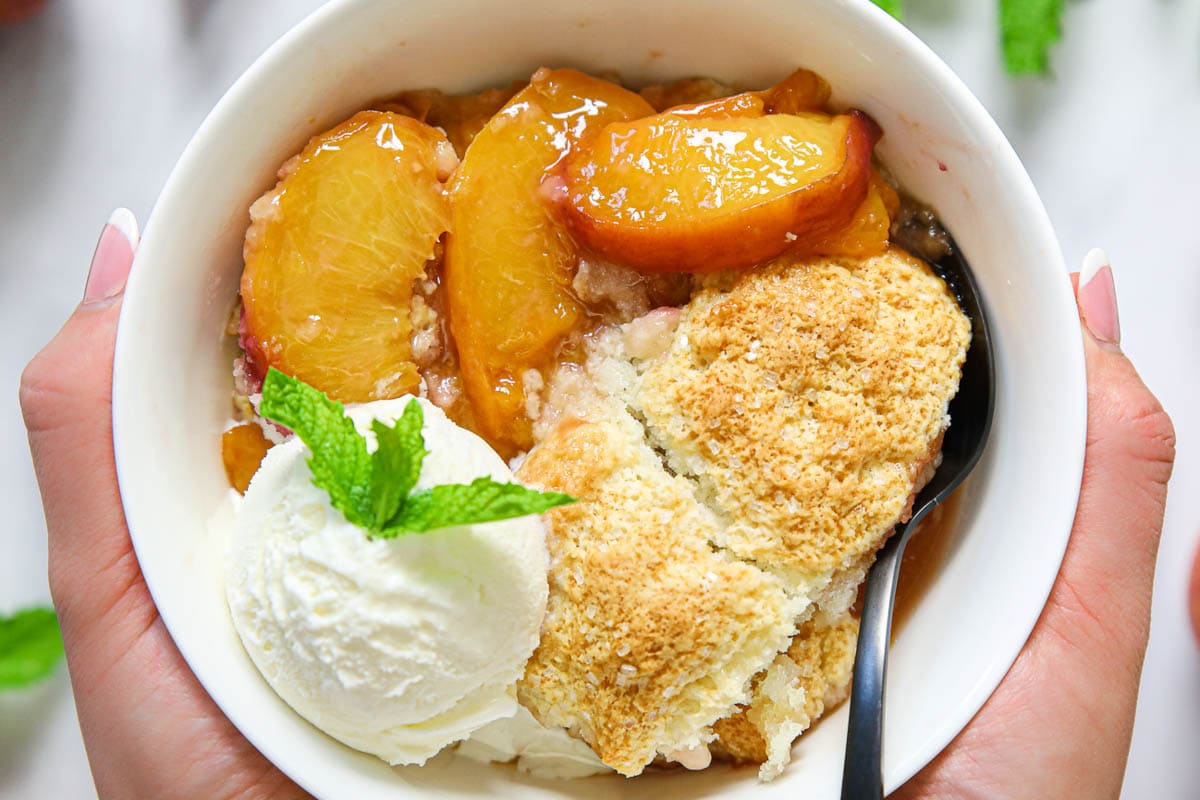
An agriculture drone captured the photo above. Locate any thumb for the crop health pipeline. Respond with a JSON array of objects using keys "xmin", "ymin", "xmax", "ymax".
[
  {"xmin": 1191, "ymin": 541, "xmax": 1200, "ymax": 646},
  {"xmin": 20, "ymin": 209, "xmax": 142, "ymax": 640},
  {"xmin": 1057, "ymin": 250, "xmax": 1174, "ymax": 670}
]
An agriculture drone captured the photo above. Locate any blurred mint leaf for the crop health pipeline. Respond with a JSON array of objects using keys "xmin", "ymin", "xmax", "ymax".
[
  {"xmin": 1000, "ymin": 0, "xmax": 1062, "ymax": 74},
  {"xmin": 871, "ymin": 0, "xmax": 903, "ymax": 20},
  {"xmin": 870, "ymin": 0, "xmax": 1064, "ymax": 76},
  {"xmin": 0, "ymin": 607, "xmax": 64, "ymax": 690}
]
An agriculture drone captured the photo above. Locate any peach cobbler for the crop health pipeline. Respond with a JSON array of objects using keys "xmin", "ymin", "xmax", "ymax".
[{"xmin": 221, "ymin": 67, "xmax": 969, "ymax": 782}]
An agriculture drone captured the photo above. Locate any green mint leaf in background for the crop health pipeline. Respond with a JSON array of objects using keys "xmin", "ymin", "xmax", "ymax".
[
  {"xmin": 871, "ymin": 0, "xmax": 1064, "ymax": 76},
  {"xmin": 0, "ymin": 607, "xmax": 64, "ymax": 691},
  {"xmin": 370, "ymin": 400, "xmax": 427, "ymax": 531},
  {"xmin": 870, "ymin": 0, "xmax": 903, "ymax": 21},
  {"xmin": 259, "ymin": 368, "xmax": 373, "ymax": 528},
  {"xmin": 379, "ymin": 477, "xmax": 576, "ymax": 537},
  {"xmin": 1000, "ymin": 0, "xmax": 1062, "ymax": 75}
]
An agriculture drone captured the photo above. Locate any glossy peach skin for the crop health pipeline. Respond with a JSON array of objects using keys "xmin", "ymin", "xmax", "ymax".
[
  {"xmin": 444, "ymin": 68, "xmax": 654, "ymax": 456},
  {"xmin": 553, "ymin": 103, "xmax": 880, "ymax": 273},
  {"xmin": 633, "ymin": 67, "xmax": 893, "ymax": 262},
  {"xmin": 760, "ymin": 67, "xmax": 832, "ymax": 114},
  {"xmin": 221, "ymin": 424, "xmax": 273, "ymax": 494},
  {"xmin": 813, "ymin": 170, "xmax": 900, "ymax": 259},
  {"xmin": 240, "ymin": 111, "xmax": 453, "ymax": 403},
  {"xmin": 634, "ymin": 68, "xmax": 891, "ymax": 261},
  {"xmin": 379, "ymin": 82, "xmax": 524, "ymax": 156},
  {"xmin": 640, "ymin": 68, "xmax": 830, "ymax": 115}
]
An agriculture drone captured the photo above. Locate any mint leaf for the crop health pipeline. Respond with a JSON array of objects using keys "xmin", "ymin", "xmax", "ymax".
[
  {"xmin": 870, "ymin": 0, "xmax": 903, "ymax": 20},
  {"xmin": 369, "ymin": 400, "xmax": 427, "ymax": 531},
  {"xmin": 999, "ymin": 0, "xmax": 1062, "ymax": 75},
  {"xmin": 379, "ymin": 477, "xmax": 576, "ymax": 536},
  {"xmin": 0, "ymin": 607, "xmax": 64, "ymax": 690},
  {"xmin": 259, "ymin": 368, "xmax": 372, "ymax": 527},
  {"xmin": 259, "ymin": 371, "xmax": 576, "ymax": 538}
]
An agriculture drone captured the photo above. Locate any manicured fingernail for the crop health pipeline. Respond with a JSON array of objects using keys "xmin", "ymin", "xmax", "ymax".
[
  {"xmin": 83, "ymin": 208, "xmax": 139, "ymax": 304},
  {"xmin": 1077, "ymin": 248, "xmax": 1121, "ymax": 348}
]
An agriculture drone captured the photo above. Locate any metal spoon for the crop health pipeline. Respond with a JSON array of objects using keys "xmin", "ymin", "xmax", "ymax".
[{"xmin": 840, "ymin": 233, "xmax": 995, "ymax": 800}]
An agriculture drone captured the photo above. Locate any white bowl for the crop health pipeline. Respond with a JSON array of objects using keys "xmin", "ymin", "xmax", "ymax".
[{"xmin": 111, "ymin": 0, "xmax": 1087, "ymax": 797}]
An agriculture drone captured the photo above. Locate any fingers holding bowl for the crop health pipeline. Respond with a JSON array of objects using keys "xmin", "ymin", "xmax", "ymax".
[
  {"xmin": 895, "ymin": 253, "xmax": 1177, "ymax": 799},
  {"xmin": 1190, "ymin": 539, "xmax": 1200, "ymax": 646},
  {"xmin": 19, "ymin": 208, "xmax": 143, "ymax": 645},
  {"xmin": 1051, "ymin": 250, "xmax": 1175, "ymax": 679},
  {"xmin": 0, "ymin": 0, "xmax": 46, "ymax": 25},
  {"xmin": 1071, "ymin": 250, "xmax": 1176, "ymax": 559}
]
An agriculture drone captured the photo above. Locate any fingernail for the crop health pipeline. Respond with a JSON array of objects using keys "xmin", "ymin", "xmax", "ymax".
[
  {"xmin": 83, "ymin": 208, "xmax": 139, "ymax": 304},
  {"xmin": 1078, "ymin": 248, "xmax": 1121, "ymax": 348}
]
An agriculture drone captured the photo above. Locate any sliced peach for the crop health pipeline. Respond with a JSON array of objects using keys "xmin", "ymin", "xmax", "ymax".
[
  {"xmin": 661, "ymin": 92, "xmax": 765, "ymax": 119},
  {"xmin": 760, "ymin": 68, "xmax": 832, "ymax": 114},
  {"xmin": 445, "ymin": 68, "xmax": 654, "ymax": 456},
  {"xmin": 240, "ymin": 111, "xmax": 454, "ymax": 403},
  {"xmin": 380, "ymin": 82, "xmax": 524, "ymax": 156},
  {"xmin": 638, "ymin": 68, "xmax": 829, "ymax": 116},
  {"xmin": 556, "ymin": 108, "xmax": 879, "ymax": 273},
  {"xmin": 811, "ymin": 171, "xmax": 900, "ymax": 259},
  {"xmin": 222, "ymin": 423, "xmax": 273, "ymax": 494},
  {"xmin": 640, "ymin": 77, "xmax": 736, "ymax": 112}
]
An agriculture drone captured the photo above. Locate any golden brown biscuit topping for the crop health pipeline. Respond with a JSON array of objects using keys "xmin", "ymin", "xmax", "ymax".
[
  {"xmin": 516, "ymin": 248, "xmax": 969, "ymax": 776},
  {"xmin": 639, "ymin": 248, "xmax": 970, "ymax": 589}
]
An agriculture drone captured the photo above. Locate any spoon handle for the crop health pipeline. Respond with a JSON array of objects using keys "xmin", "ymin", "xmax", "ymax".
[{"xmin": 840, "ymin": 507, "xmax": 927, "ymax": 800}]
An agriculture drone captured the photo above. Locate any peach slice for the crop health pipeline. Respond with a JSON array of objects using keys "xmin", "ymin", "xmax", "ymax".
[
  {"xmin": 240, "ymin": 111, "xmax": 454, "ymax": 403},
  {"xmin": 760, "ymin": 67, "xmax": 832, "ymax": 114},
  {"xmin": 556, "ymin": 107, "xmax": 879, "ymax": 273},
  {"xmin": 380, "ymin": 82, "xmax": 524, "ymax": 156},
  {"xmin": 222, "ymin": 423, "xmax": 273, "ymax": 494},
  {"xmin": 812, "ymin": 171, "xmax": 901, "ymax": 259},
  {"xmin": 639, "ymin": 68, "xmax": 830, "ymax": 116},
  {"xmin": 640, "ymin": 77, "xmax": 736, "ymax": 112},
  {"xmin": 660, "ymin": 91, "xmax": 765, "ymax": 119},
  {"xmin": 445, "ymin": 68, "xmax": 655, "ymax": 456}
]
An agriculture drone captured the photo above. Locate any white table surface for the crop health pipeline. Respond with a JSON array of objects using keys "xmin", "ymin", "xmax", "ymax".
[{"xmin": 1, "ymin": 1, "xmax": 1197, "ymax": 798}]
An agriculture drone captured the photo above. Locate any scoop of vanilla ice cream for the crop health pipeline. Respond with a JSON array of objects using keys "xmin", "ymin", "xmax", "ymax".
[
  {"xmin": 457, "ymin": 706, "xmax": 611, "ymax": 779},
  {"xmin": 226, "ymin": 397, "xmax": 548, "ymax": 766}
]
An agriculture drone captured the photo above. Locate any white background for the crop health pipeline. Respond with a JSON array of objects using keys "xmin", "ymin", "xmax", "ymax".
[{"xmin": 1, "ymin": 1, "xmax": 1197, "ymax": 798}]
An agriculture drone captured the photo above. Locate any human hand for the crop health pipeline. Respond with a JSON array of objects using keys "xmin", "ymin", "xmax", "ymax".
[
  {"xmin": 20, "ymin": 216, "xmax": 1175, "ymax": 799},
  {"xmin": 0, "ymin": 0, "xmax": 45, "ymax": 25},
  {"xmin": 893, "ymin": 250, "xmax": 1176, "ymax": 799},
  {"xmin": 20, "ymin": 210, "xmax": 308, "ymax": 800},
  {"xmin": 1191, "ymin": 538, "xmax": 1200, "ymax": 645}
]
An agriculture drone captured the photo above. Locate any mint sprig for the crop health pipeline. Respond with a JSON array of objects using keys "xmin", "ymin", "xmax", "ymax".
[
  {"xmin": 259, "ymin": 368, "xmax": 373, "ymax": 528},
  {"xmin": 0, "ymin": 606, "xmax": 64, "ymax": 691},
  {"xmin": 999, "ymin": 0, "xmax": 1062, "ymax": 75},
  {"xmin": 870, "ymin": 0, "xmax": 1063, "ymax": 75},
  {"xmin": 388, "ymin": 478, "xmax": 576, "ymax": 535},
  {"xmin": 870, "ymin": 0, "xmax": 902, "ymax": 20},
  {"xmin": 369, "ymin": 405, "xmax": 426, "ymax": 527},
  {"xmin": 259, "ymin": 368, "xmax": 575, "ymax": 538}
]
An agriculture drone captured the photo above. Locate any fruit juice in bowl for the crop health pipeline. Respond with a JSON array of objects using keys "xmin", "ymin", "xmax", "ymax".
[{"xmin": 111, "ymin": 0, "xmax": 1086, "ymax": 797}]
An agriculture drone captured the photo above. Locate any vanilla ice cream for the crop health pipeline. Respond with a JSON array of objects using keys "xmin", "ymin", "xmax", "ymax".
[
  {"xmin": 226, "ymin": 397, "xmax": 548, "ymax": 766},
  {"xmin": 457, "ymin": 706, "xmax": 611, "ymax": 779}
]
